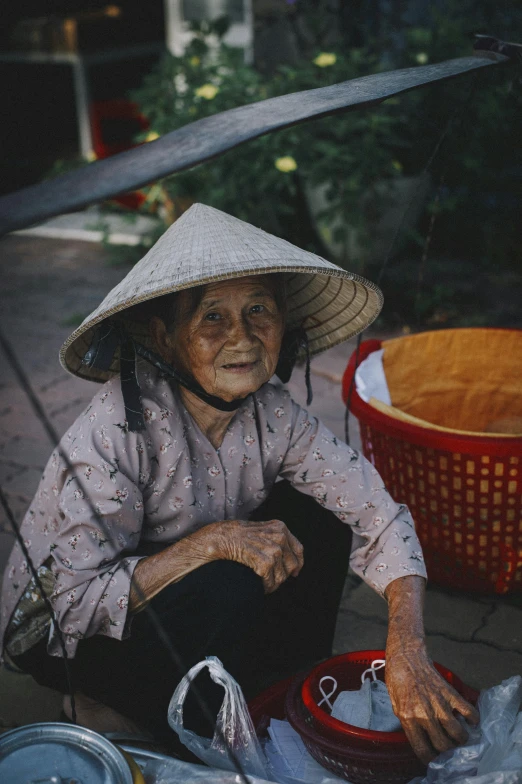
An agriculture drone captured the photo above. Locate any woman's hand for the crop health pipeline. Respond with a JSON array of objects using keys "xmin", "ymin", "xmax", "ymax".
[
  {"xmin": 385, "ymin": 641, "xmax": 479, "ymax": 764},
  {"xmin": 384, "ymin": 576, "xmax": 479, "ymax": 765},
  {"xmin": 192, "ymin": 518, "xmax": 304, "ymax": 593},
  {"xmin": 130, "ymin": 518, "xmax": 303, "ymax": 612}
]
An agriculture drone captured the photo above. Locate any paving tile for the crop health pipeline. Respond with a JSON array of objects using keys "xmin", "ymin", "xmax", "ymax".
[
  {"xmin": 339, "ymin": 578, "xmax": 388, "ymax": 623},
  {"xmin": 39, "ymin": 377, "xmax": 94, "ymax": 411},
  {"xmin": 0, "ymin": 467, "xmax": 44, "ymax": 500},
  {"xmin": 424, "ymin": 634, "xmax": 522, "ymax": 691},
  {"xmin": 334, "ymin": 575, "xmax": 522, "ymax": 693},
  {"xmin": 0, "ymin": 490, "xmax": 31, "ymax": 534},
  {"xmin": 474, "ymin": 603, "xmax": 522, "ymax": 652},
  {"xmin": 0, "ymin": 532, "xmax": 15, "ymax": 574},
  {"xmin": 339, "ymin": 577, "xmax": 498, "ymax": 643},
  {"xmin": 0, "ymin": 460, "xmax": 26, "ymax": 487},
  {"xmin": 423, "ymin": 586, "xmax": 494, "ymax": 640},
  {"xmin": 333, "ymin": 608, "xmax": 388, "ymax": 655},
  {"xmin": 0, "ymin": 435, "xmax": 54, "ymax": 474},
  {"xmin": 334, "ymin": 613, "xmax": 522, "ymax": 691}
]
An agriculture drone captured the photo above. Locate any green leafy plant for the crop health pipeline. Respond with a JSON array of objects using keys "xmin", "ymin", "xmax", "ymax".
[
  {"xmin": 122, "ymin": 5, "xmax": 521, "ymax": 327},
  {"xmin": 131, "ymin": 17, "xmax": 411, "ymax": 271}
]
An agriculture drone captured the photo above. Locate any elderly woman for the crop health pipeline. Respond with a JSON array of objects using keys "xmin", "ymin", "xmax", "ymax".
[{"xmin": 0, "ymin": 204, "xmax": 477, "ymax": 764}]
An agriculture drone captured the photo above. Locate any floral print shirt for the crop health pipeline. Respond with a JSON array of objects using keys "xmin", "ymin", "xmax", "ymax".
[{"xmin": 0, "ymin": 368, "xmax": 426, "ymax": 659}]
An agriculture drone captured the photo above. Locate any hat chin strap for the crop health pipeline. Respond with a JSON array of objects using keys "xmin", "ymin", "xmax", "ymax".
[
  {"xmin": 82, "ymin": 321, "xmax": 248, "ymax": 432},
  {"xmin": 135, "ymin": 342, "xmax": 249, "ymax": 413},
  {"xmin": 82, "ymin": 321, "xmax": 313, "ymax": 433}
]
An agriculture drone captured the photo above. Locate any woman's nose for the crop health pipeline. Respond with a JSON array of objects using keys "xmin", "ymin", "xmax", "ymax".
[{"xmin": 226, "ymin": 315, "xmax": 255, "ymax": 348}]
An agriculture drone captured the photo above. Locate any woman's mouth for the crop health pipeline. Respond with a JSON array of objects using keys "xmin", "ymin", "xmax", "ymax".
[{"xmin": 221, "ymin": 361, "xmax": 260, "ymax": 373}]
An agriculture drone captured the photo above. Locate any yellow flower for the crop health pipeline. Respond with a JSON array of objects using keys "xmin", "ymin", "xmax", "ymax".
[
  {"xmin": 195, "ymin": 83, "xmax": 219, "ymax": 100},
  {"xmin": 391, "ymin": 160, "xmax": 403, "ymax": 173},
  {"xmin": 415, "ymin": 52, "xmax": 428, "ymax": 65},
  {"xmin": 145, "ymin": 131, "xmax": 160, "ymax": 142},
  {"xmin": 275, "ymin": 156, "xmax": 298, "ymax": 173},
  {"xmin": 104, "ymin": 5, "xmax": 121, "ymax": 18},
  {"xmin": 190, "ymin": 56, "xmax": 201, "ymax": 66},
  {"xmin": 313, "ymin": 52, "xmax": 337, "ymax": 68},
  {"xmin": 320, "ymin": 225, "xmax": 332, "ymax": 243}
]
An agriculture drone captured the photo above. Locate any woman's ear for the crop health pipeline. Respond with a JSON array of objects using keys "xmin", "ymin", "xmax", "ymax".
[{"xmin": 149, "ymin": 317, "xmax": 174, "ymax": 362}]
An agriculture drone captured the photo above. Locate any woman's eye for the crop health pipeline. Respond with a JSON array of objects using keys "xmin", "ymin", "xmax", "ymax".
[
  {"xmin": 250, "ymin": 304, "xmax": 265, "ymax": 314},
  {"xmin": 204, "ymin": 312, "xmax": 221, "ymax": 321}
]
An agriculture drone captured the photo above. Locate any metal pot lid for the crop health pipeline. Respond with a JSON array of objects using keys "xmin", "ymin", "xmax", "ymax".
[
  {"xmin": 0, "ymin": 722, "xmax": 133, "ymax": 784},
  {"xmin": 120, "ymin": 743, "xmax": 175, "ymax": 768}
]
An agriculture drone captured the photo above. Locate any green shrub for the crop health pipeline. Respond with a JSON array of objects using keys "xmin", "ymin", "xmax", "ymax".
[
  {"xmin": 126, "ymin": 7, "xmax": 521, "ymax": 325},
  {"xmin": 131, "ymin": 18, "xmax": 410, "ymax": 270}
]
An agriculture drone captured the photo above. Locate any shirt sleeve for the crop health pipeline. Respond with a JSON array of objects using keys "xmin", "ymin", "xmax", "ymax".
[
  {"xmin": 48, "ymin": 403, "xmax": 150, "ymax": 657},
  {"xmin": 279, "ymin": 399, "xmax": 427, "ymax": 596}
]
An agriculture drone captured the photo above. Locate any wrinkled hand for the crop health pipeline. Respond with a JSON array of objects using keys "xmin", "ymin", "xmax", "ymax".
[
  {"xmin": 385, "ymin": 643, "xmax": 480, "ymax": 765},
  {"xmin": 190, "ymin": 518, "xmax": 304, "ymax": 593}
]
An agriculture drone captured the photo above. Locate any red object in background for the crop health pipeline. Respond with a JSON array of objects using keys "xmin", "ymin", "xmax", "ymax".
[
  {"xmin": 89, "ymin": 99, "xmax": 149, "ymax": 209},
  {"xmin": 342, "ymin": 334, "xmax": 522, "ymax": 594}
]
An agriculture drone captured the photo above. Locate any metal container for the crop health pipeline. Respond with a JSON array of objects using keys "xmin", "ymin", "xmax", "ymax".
[
  {"xmin": 120, "ymin": 743, "xmax": 176, "ymax": 769},
  {"xmin": 0, "ymin": 722, "xmax": 133, "ymax": 784}
]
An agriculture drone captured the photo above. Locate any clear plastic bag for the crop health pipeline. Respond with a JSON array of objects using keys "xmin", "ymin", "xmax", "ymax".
[
  {"xmin": 409, "ymin": 675, "xmax": 522, "ymax": 784},
  {"xmin": 168, "ymin": 656, "xmax": 271, "ymax": 780},
  {"xmin": 140, "ymin": 755, "xmax": 276, "ymax": 784},
  {"xmin": 167, "ymin": 657, "xmax": 347, "ymax": 784},
  {"xmin": 141, "ymin": 756, "xmax": 345, "ymax": 784}
]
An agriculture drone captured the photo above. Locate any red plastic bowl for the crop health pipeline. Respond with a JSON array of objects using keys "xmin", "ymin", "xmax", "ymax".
[
  {"xmin": 286, "ymin": 672, "xmax": 423, "ymax": 784},
  {"xmin": 302, "ymin": 650, "xmax": 478, "ymax": 747},
  {"xmin": 283, "ymin": 651, "xmax": 479, "ymax": 784}
]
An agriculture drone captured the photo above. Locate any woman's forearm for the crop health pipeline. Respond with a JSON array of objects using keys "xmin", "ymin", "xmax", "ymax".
[
  {"xmin": 384, "ymin": 575, "xmax": 426, "ymax": 655},
  {"xmin": 129, "ymin": 516, "xmax": 305, "ymax": 612},
  {"xmin": 129, "ymin": 529, "xmax": 215, "ymax": 613},
  {"xmin": 383, "ymin": 574, "xmax": 479, "ymax": 764}
]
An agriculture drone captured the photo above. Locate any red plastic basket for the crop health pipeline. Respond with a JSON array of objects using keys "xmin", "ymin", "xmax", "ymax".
[
  {"xmin": 286, "ymin": 671, "xmax": 423, "ymax": 784},
  {"xmin": 249, "ymin": 672, "xmax": 423, "ymax": 784},
  {"xmin": 342, "ymin": 336, "xmax": 522, "ymax": 594},
  {"xmin": 287, "ymin": 651, "xmax": 478, "ymax": 784},
  {"xmin": 89, "ymin": 99, "xmax": 149, "ymax": 210},
  {"xmin": 301, "ymin": 651, "xmax": 477, "ymax": 748},
  {"xmin": 247, "ymin": 653, "xmax": 478, "ymax": 784}
]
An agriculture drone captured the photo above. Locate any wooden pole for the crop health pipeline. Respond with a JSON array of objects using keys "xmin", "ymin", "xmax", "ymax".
[{"xmin": 0, "ymin": 48, "xmax": 509, "ymax": 236}]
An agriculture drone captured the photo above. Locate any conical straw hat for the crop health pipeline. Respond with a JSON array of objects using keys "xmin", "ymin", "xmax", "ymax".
[{"xmin": 61, "ymin": 203, "xmax": 383, "ymax": 382}]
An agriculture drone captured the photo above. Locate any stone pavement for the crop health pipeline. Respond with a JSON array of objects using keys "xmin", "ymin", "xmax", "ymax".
[{"xmin": 0, "ymin": 234, "xmax": 521, "ymax": 733}]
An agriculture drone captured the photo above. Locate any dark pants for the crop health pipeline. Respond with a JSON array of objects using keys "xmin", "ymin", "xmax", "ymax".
[{"xmin": 14, "ymin": 481, "xmax": 352, "ymax": 747}]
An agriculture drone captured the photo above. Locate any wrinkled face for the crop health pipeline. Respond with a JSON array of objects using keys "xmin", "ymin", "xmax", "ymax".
[{"xmin": 154, "ymin": 276, "xmax": 285, "ymax": 402}]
